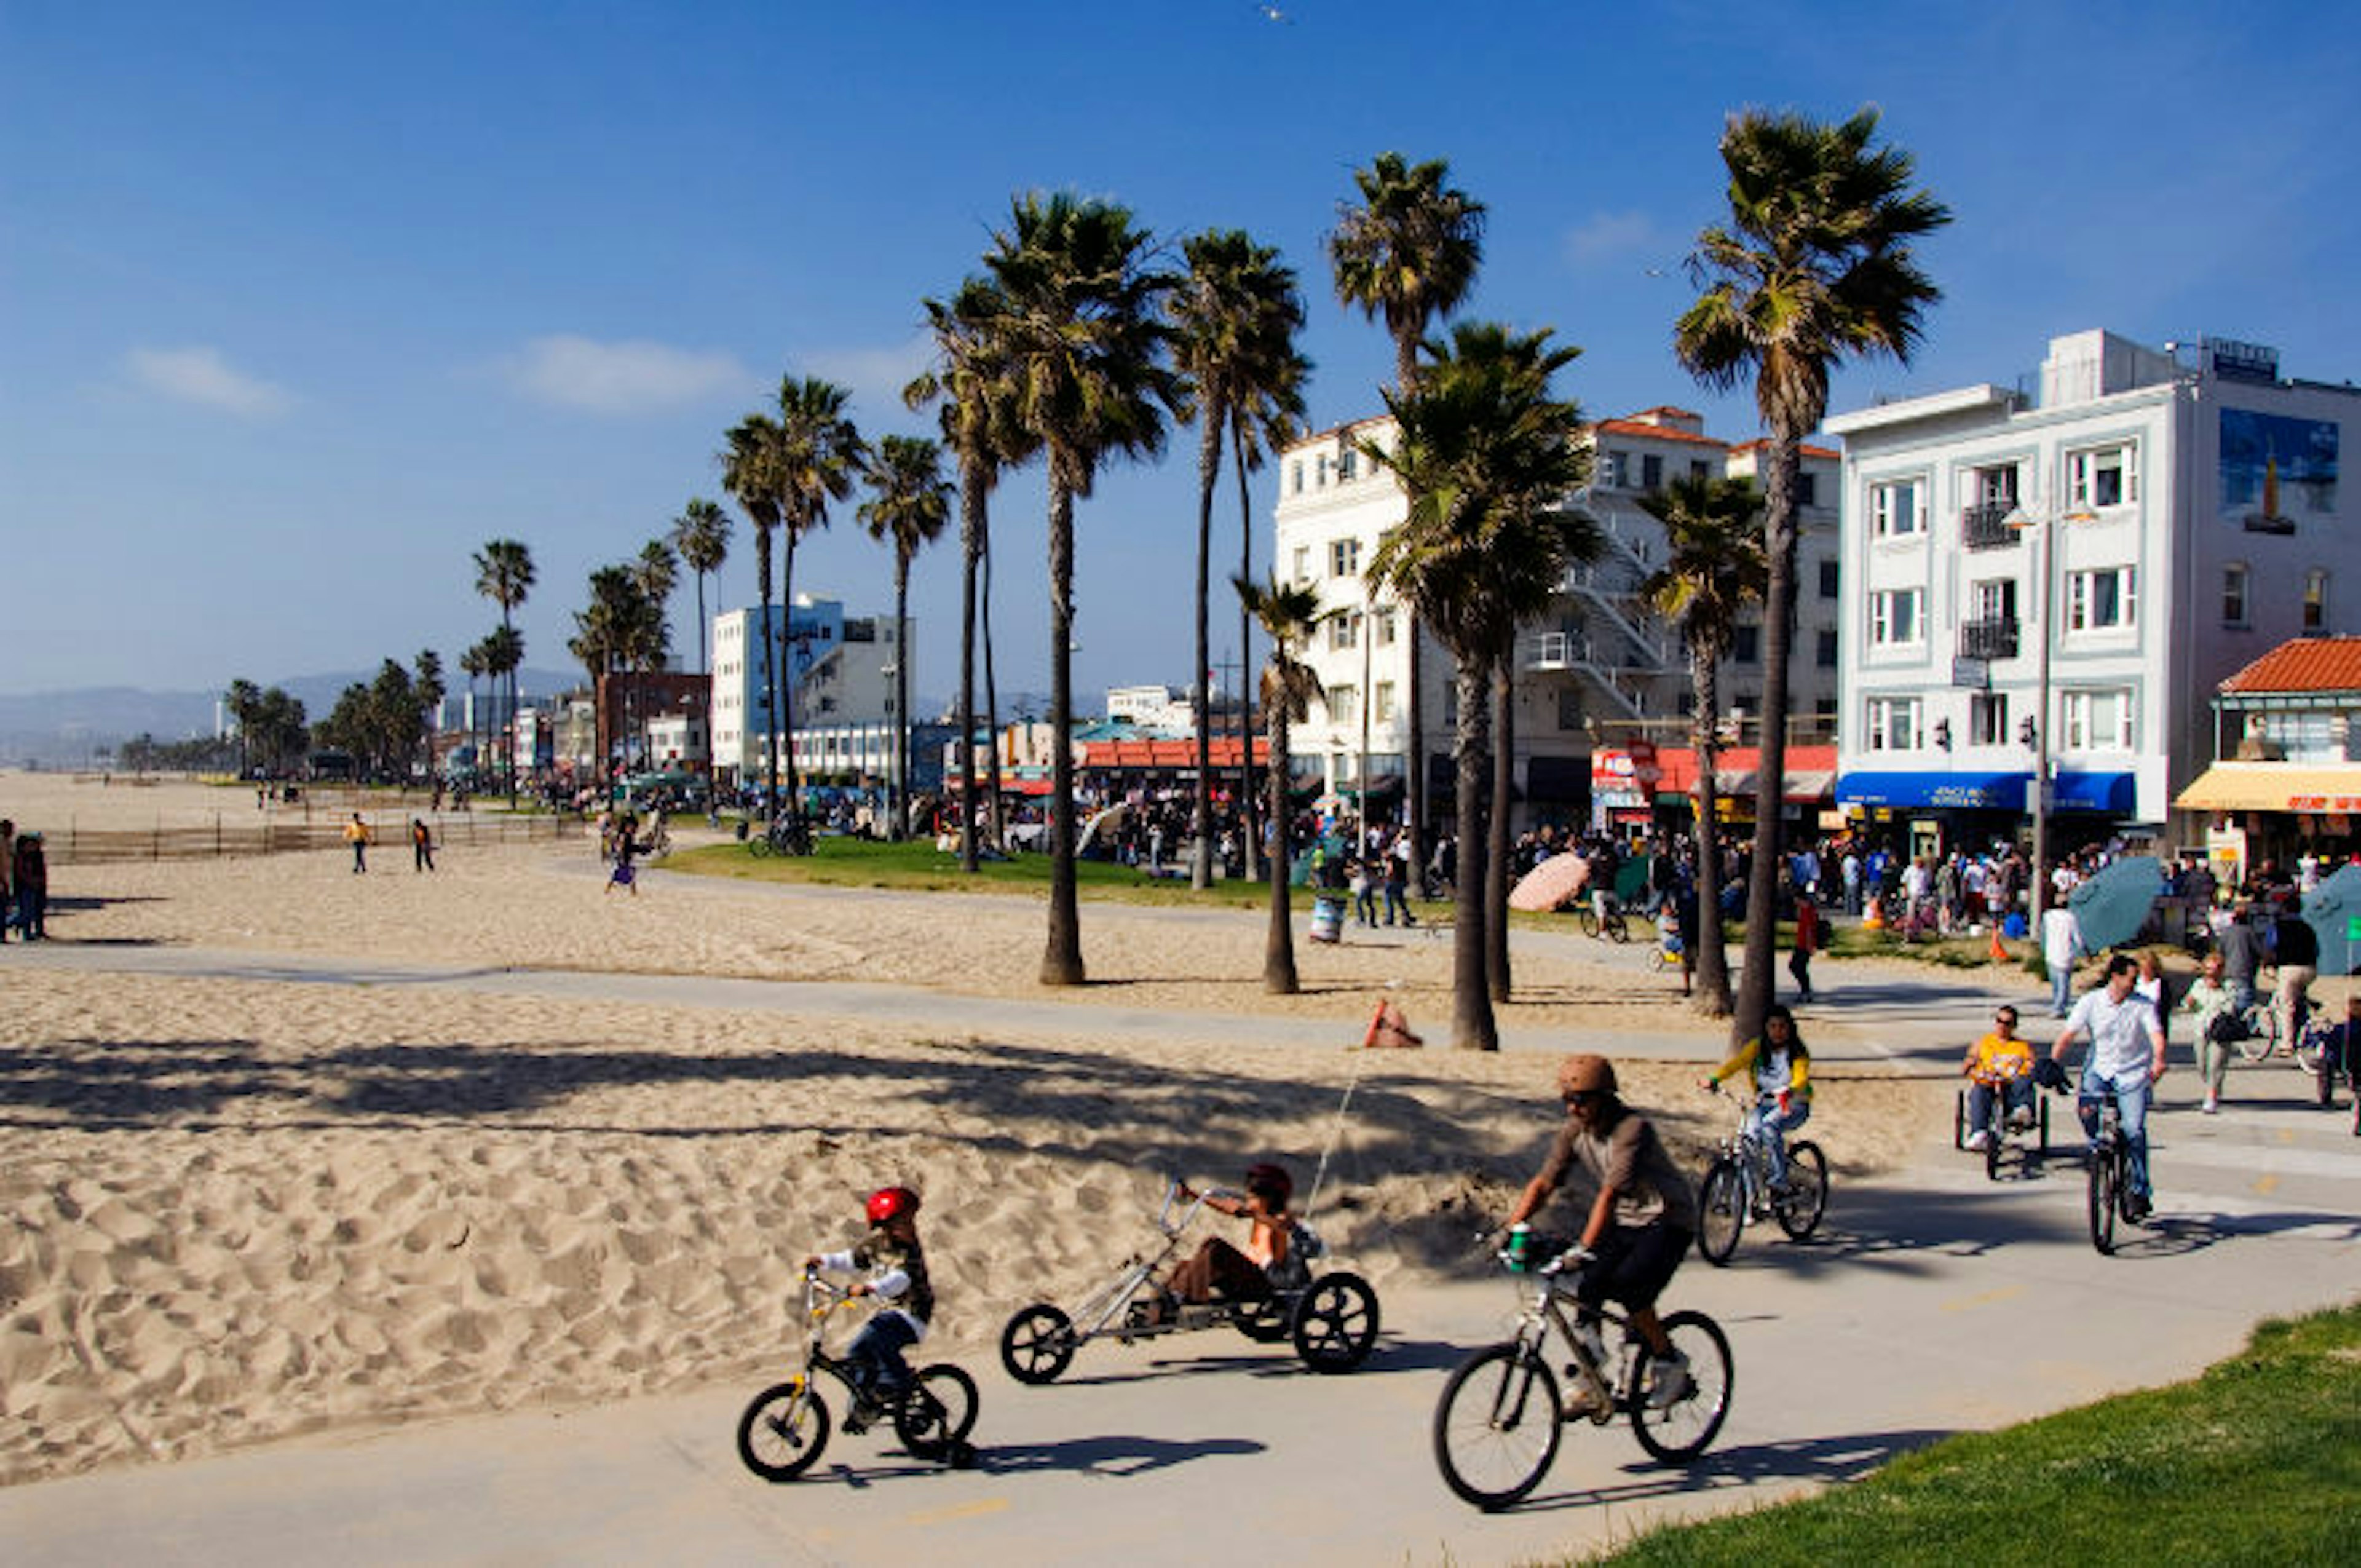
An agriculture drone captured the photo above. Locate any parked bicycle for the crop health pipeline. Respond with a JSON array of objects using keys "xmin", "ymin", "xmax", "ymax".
[
  {"xmin": 735, "ymin": 1266, "xmax": 978, "ymax": 1481},
  {"xmin": 1694, "ymin": 1082, "xmax": 1827, "ymax": 1265},
  {"xmin": 1431, "ymin": 1233, "xmax": 1732, "ymax": 1510},
  {"xmin": 1575, "ymin": 893, "xmax": 1630, "ymax": 943},
  {"xmin": 747, "ymin": 813, "xmax": 815, "ymax": 858}
]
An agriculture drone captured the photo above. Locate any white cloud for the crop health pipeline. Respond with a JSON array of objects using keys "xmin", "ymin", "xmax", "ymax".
[
  {"xmin": 1564, "ymin": 210, "xmax": 1664, "ymax": 267},
  {"xmin": 125, "ymin": 346, "xmax": 294, "ymax": 417},
  {"xmin": 500, "ymin": 335, "xmax": 756, "ymax": 414},
  {"xmin": 802, "ymin": 337, "xmax": 935, "ymax": 418}
]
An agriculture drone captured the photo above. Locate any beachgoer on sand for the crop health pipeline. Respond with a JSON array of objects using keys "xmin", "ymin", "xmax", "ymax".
[
  {"xmin": 344, "ymin": 813, "xmax": 370, "ymax": 874},
  {"xmin": 411, "ymin": 818, "xmax": 435, "ymax": 873}
]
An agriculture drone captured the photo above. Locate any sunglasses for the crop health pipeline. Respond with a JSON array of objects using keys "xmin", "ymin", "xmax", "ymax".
[{"xmin": 1562, "ymin": 1090, "xmax": 1606, "ymax": 1107}]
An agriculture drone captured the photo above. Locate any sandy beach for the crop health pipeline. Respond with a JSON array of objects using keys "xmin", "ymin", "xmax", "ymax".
[{"xmin": 0, "ymin": 771, "xmax": 1943, "ymax": 1486}]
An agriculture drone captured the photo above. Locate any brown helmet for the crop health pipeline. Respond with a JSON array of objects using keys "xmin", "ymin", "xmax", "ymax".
[{"xmin": 1557, "ymin": 1053, "xmax": 1618, "ymax": 1098}]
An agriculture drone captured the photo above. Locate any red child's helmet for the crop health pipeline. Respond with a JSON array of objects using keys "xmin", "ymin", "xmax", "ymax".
[{"xmin": 866, "ymin": 1186, "xmax": 920, "ymax": 1225}]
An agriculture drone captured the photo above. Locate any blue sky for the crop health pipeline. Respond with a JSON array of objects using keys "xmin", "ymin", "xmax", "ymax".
[{"xmin": 5, "ymin": 1, "xmax": 2358, "ymax": 706}]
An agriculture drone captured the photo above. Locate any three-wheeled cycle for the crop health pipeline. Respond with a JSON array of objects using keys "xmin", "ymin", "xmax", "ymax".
[{"xmin": 998, "ymin": 1176, "xmax": 1380, "ymax": 1384}]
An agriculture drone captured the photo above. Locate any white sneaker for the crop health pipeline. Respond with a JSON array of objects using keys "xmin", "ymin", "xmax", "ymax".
[
  {"xmin": 1646, "ymin": 1351, "xmax": 1694, "ymax": 1409},
  {"xmin": 1965, "ymin": 1129, "xmax": 1991, "ymax": 1151},
  {"xmin": 2007, "ymin": 1106, "xmax": 2035, "ymax": 1131},
  {"xmin": 1561, "ymin": 1374, "xmax": 1607, "ymax": 1419},
  {"xmin": 2202, "ymin": 1096, "xmax": 2220, "ymax": 1115}
]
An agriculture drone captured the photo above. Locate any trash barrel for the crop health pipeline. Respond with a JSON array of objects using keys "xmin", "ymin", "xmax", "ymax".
[{"xmin": 1311, "ymin": 892, "xmax": 1346, "ymax": 944}]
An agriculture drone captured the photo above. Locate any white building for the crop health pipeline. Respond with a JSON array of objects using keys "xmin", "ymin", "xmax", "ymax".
[
  {"xmin": 1271, "ymin": 410, "xmax": 1841, "ymax": 827},
  {"xmin": 1825, "ymin": 328, "xmax": 2361, "ymax": 854},
  {"xmin": 710, "ymin": 596, "xmax": 910, "ymax": 785}
]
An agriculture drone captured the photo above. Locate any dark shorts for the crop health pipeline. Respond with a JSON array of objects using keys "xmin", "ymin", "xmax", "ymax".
[{"xmin": 1575, "ymin": 1221, "xmax": 1691, "ymax": 1313}]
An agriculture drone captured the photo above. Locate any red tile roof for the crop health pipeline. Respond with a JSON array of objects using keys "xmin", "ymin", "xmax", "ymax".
[
  {"xmin": 2221, "ymin": 638, "xmax": 2361, "ymax": 693},
  {"xmin": 1727, "ymin": 437, "xmax": 1841, "ymax": 462},
  {"xmin": 1594, "ymin": 418, "xmax": 1728, "ymax": 449}
]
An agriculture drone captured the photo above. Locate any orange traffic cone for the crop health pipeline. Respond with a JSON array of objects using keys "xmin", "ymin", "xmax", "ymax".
[
  {"xmin": 1988, "ymin": 925, "xmax": 2010, "ymax": 963},
  {"xmin": 1359, "ymin": 997, "xmax": 1423, "ymax": 1049},
  {"xmin": 1862, "ymin": 894, "xmax": 1885, "ymax": 931}
]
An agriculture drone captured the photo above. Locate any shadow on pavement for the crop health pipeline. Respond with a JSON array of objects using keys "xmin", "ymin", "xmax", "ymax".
[
  {"xmin": 974, "ymin": 1431, "xmax": 1264, "ymax": 1479},
  {"xmin": 1509, "ymin": 1425, "xmax": 1955, "ymax": 1515}
]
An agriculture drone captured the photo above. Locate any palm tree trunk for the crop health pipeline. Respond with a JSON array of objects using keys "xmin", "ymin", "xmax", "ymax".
[
  {"xmin": 1451, "ymin": 660, "xmax": 1497, "ymax": 1050},
  {"xmin": 1734, "ymin": 433, "xmax": 1803, "ymax": 1042},
  {"xmin": 757, "ymin": 528, "xmax": 778, "ymax": 820},
  {"xmin": 1040, "ymin": 479, "xmax": 1085, "ymax": 986},
  {"xmin": 1487, "ymin": 654, "xmax": 1513, "ymax": 1003},
  {"xmin": 1264, "ymin": 698, "xmax": 1299, "ymax": 994},
  {"xmin": 500, "ymin": 610, "xmax": 518, "ymax": 808},
  {"xmin": 958, "ymin": 461, "xmax": 983, "ymax": 871},
  {"xmin": 1232, "ymin": 426, "xmax": 1260, "ymax": 884},
  {"xmin": 1396, "ymin": 334, "xmax": 1427, "ymax": 889},
  {"xmin": 1691, "ymin": 642, "xmax": 1733, "ymax": 1015},
  {"xmin": 780, "ymin": 526, "xmax": 801, "ymax": 814},
  {"xmin": 1190, "ymin": 413, "xmax": 1220, "ymax": 891},
  {"xmin": 983, "ymin": 523, "xmax": 1006, "ymax": 847},
  {"xmin": 893, "ymin": 555, "xmax": 911, "ymax": 839}
]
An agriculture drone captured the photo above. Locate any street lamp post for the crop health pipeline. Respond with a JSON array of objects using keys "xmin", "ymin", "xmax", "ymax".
[{"xmin": 2006, "ymin": 499, "xmax": 2095, "ymax": 919}]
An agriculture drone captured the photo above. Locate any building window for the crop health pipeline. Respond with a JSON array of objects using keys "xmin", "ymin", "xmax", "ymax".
[
  {"xmin": 2066, "ymin": 566, "xmax": 2137, "ymax": 632},
  {"xmin": 1374, "ymin": 681, "xmax": 1396, "ymax": 722},
  {"xmin": 1327, "ymin": 611, "xmax": 1361, "ymax": 651},
  {"xmin": 1641, "ymin": 453, "xmax": 1663, "ymax": 491},
  {"xmin": 1870, "ymin": 587, "xmax": 1924, "ymax": 647},
  {"xmin": 1969, "ymin": 691, "xmax": 2010, "ymax": 747},
  {"xmin": 1866, "ymin": 695, "xmax": 1921, "ymax": 751},
  {"xmin": 1329, "ymin": 537, "xmax": 1361, "ymax": 577},
  {"xmin": 1601, "ymin": 450, "xmax": 1629, "ymax": 488},
  {"xmin": 1290, "ymin": 461, "xmax": 1304, "ymax": 494},
  {"xmin": 2305, "ymin": 569, "xmax": 2330, "ymax": 632},
  {"xmin": 1797, "ymin": 471, "xmax": 1818, "ymax": 508},
  {"xmin": 1556, "ymin": 687, "xmax": 1583, "ymax": 731},
  {"xmin": 1871, "ymin": 478, "xmax": 1924, "ymax": 538},
  {"xmin": 1819, "ymin": 560, "xmax": 1840, "ymax": 600},
  {"xmin": 1813, "ymin": 697, "xmax": 1838, "ymax": 734},
  {"xmin": 1817, "ymin": 628, "xmax": 1839, "ymax": 668},
  {"xmin": 1374, "ymin": 609, "xmax": 1397, "ymax": 646},
  {"xmin": 1690, "ymin": 459, "xmax": 1711, "ymax": 481},
  {"xmin": 1971, "ymin": 461, "xmax": 2020, "ymax": 508},
  {"xmin": 1292, "ymin": 545, "xmax": 1310, "ymax": 584},
  {"xmin": 2223, "ymin": 564, "xmax": 2250, "ymax": 627},
  {"xmin": 2066, "ymin": 443, "xmax": 2135, "ymax": 509},
  {"xmin": 2062, "ymin": 687, "xmax": 2135, "ymax": 751},
  {"xmin": 1339, "ymin": 448, "xmax": 1358, "ymax": 481},
  {"xmin": 1329, "ymin": 684, "xmax": 1358, "ymax": 725},
  {"xmin": 1732, "ymin": 625, "xmax": 1760, "ymax": 664}
]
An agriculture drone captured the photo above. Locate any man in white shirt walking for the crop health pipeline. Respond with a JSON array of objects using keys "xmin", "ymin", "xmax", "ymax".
[{"xmin": 2041, "ymin": 901, "xmax": 2087, "ymax": 1018}]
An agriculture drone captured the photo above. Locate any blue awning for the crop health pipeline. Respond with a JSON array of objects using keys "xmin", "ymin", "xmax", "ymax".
[
  {"xmin": 1837, "ymin": 770, "xmax": 2028, "ymax": 810},
  {"xmin": 1836, "ymin": 768, "xmax": 2137, "ymax": 814}
]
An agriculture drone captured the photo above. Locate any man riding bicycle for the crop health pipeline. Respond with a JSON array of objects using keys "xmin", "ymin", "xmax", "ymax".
[
  {"xmin": 2048, "ymin": 952, "xmax": 2169, "ymax": 1221},
  {"xmin": 1503, "ymin": 1054, "xmax": 1696, "ymax": 1414}
]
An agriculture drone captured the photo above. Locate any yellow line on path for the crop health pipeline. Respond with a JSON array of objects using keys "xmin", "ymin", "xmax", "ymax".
[
  {"xmin": 1940, "ymin": 1284, "xmax": 2025, "ymax": 1314},
  {"xmin": 903, "ymin": 1497, "xmax": 1011, "ymax": 1528},
  {"xmin": 2253, "ymin": 1173, "xmax": 2281, "ymax": 1197}
]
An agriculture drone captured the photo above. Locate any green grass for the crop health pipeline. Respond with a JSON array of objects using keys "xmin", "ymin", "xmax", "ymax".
[{"xmin": 1592, "ymin": 1299, "xmax": 2361, "ymax": 1566}]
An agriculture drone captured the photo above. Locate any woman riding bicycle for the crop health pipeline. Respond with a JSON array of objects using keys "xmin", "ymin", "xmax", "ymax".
[
  {"xmin": 1700, "ymin": 1004, "xmax": 1813, "ymax": 1193},
  {"xmin": 1503, "ymin": 1054, "xmax": 1696, "ymax": 1413}
]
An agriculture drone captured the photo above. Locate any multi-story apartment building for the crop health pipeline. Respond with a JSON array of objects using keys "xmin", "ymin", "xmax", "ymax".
[
  {"xmin": 1271, "ymin": 408, "xmax": 1841, "ymax": 830},
  {"xmin": 711, "ymin": 596, "xmax": 910, "ymax": 786},
  {"xmin": 1827, "ymin": 328, "xmax": 2361, "ymax": 857}
]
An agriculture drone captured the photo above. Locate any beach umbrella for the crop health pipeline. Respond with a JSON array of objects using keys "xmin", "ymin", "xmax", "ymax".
[
  {"xmin": 2065, "ymin": 855, "xmax": 2162, "ymax": 952},
  {"xmin": 2300, "ymin": 863, "xmax": 2361, "ymax": 976},
  {"xmin": 1509, "ymin": 852, "xmax": 1594, "ymax": 913}
]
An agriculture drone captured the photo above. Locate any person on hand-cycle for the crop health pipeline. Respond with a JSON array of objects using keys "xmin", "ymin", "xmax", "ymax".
[
  {"xmin": 1962, "ymin": 1004, "xmax": 2036, "ymax": 1149},
  {"xmin": 1503, "ymin": 1054, "xmax": 1697, "ymax": 1415},
  {"xmin": 2049, "ymin": 952, "xmax": 2169, "ymax": 1221}
]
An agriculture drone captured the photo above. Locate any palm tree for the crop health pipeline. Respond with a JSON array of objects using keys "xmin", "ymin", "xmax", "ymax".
[
  {"xmin": 1330, "ymin": 151, "xmax": 1485, "ymax": 881},
  {"xmin": 1677, "ymin": 106, "xmax": 1950, "ymax": 1040},
  {"xmin": 457, "ymin": 641, "xmax": 490, "ymax": 783},
  {"xmin": 1641, "ymin": 474, "xmax": 1769, "ymax": 1016},
  {"xmin": 225, "ymin": 678, "xmax": 261, "ymax": 776},
  {"xmin": 1364, "ymin": 322, "xmax": 1592, "ymax": 1050},
  {"xmin": 570, "ymin": 566, "xmax": 639, "ymax": 770},
  {"xmin": 983, "ymin": 191, "xmax": 1180, "ymax": 986},
  {"xmin": 1173, "ymin": 228, "xmax": 1310, "ymax": 890},
  {"xmin": 628, "ymin": 540, "xmax": 678, "ymax": 771},
  {"xmin": 722, "ymin": 414, "xmax": 788, "ymax": 814},
  {"xmin": 765, "ymin": 377, "xmax": 867, "ymax": 813},
  {"xmin": 413, "ymin": 649, "xmax": 445, "ymax": 782},
  {"xmin": 472, "ymin": 539, "xmax": 535, "ymax": 804},
  {"xmin": 859, "ymin": 435, "xmax": 951, "ymax": 837},
  {"xmin": 1235, "ymin": 572, "xmax": 1325, "ymax": 994},
  {"xmin": 479, "ymin": 625, "xmax": 524, "ymax": 786},
  {"xmin": 909, "ymin": 278, "xmax": 1037, "ymax": 871},
  {"xmin": 670, "ymin": 498, "xmax": 732, "ymax": 681}
]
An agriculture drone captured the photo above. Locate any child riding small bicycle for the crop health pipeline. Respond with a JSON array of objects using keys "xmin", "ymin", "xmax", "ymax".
[{"xmin": 803, "ymin": 1185, "xmax": 933, "ymax": 1425}]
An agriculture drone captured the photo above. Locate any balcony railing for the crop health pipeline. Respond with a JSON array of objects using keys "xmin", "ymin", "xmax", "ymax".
[
  {"xmin": 1959, "ymin": 616, "xmax": 2020, "ymax": 660},
  {"xmin": 1963, "ymin": 499, "xmax": 2020, "ymax": 550}
]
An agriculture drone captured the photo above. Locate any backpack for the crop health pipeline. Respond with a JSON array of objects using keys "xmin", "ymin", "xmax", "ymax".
[{"xmin": 2204, "ymin": 1008, "xmax": 2249, "ymax": 1046}]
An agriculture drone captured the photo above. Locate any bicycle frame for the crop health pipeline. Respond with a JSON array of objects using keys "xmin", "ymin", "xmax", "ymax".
[
  {"xmin": 1497, "ymin": 1253, "xmax": 1636, "ymax": 1419},
  {"xmin": 1062, "ymin": 1179, "xmax": 1222, "ymax": 1344}
]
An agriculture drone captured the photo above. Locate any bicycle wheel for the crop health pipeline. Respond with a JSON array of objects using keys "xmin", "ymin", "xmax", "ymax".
[
  {"xmin": 2236, "ymin": 1008, "xmax": 2276, "ymax": 1064},
  {"xmin": 2087, "ymin": 1146, "xmax": 2118, "ymax": 1255},
  {"xmin": 1983, "ymin": 1108, "xmax": 2003, "ymax": 1182},
  {"xmin": 893, "ymin": 1364, "xmax": 979, "ymax": 1462},
  {"xmin": 1291, "ymin": 1271, "xmax": 1380, "ymax": 1374},
  {"xmin": 736, "ymin": 1377, "xmax": 830, "ymax": 1481},
  {"xmin": 1695, "ymin": 1158, "xmax": 1743, "ymax": 1266},
  {"xmin": 1233, "ymin": 1294, "xmax": 1292, "ymax": 1344},
  {"xmin": 1774, "ymin": 1142, "xmax": 1829, "ymax": 1240},
  {"xmin": 998, "ymin": 1304, "xmax": 1077, "ymax": 1385},
  {"xmin": 1431, "ymin": 1342, "xmax": 1562, "ymax": 1510},
  {"xmin": 1629, "ymin": 1309, "xmax": 1734, "ymax": 1464},
  {"xmin": 2295, "ymin": 1028, "xmax": 2330, "ymax": 1078},
  {"xmin": 1604, "ymin": 912, "xmax": 1631, "ymax": 944},
  {"xmin": 1576, "ymin": 908, "xmax": 1600, "ymax": 938}
]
